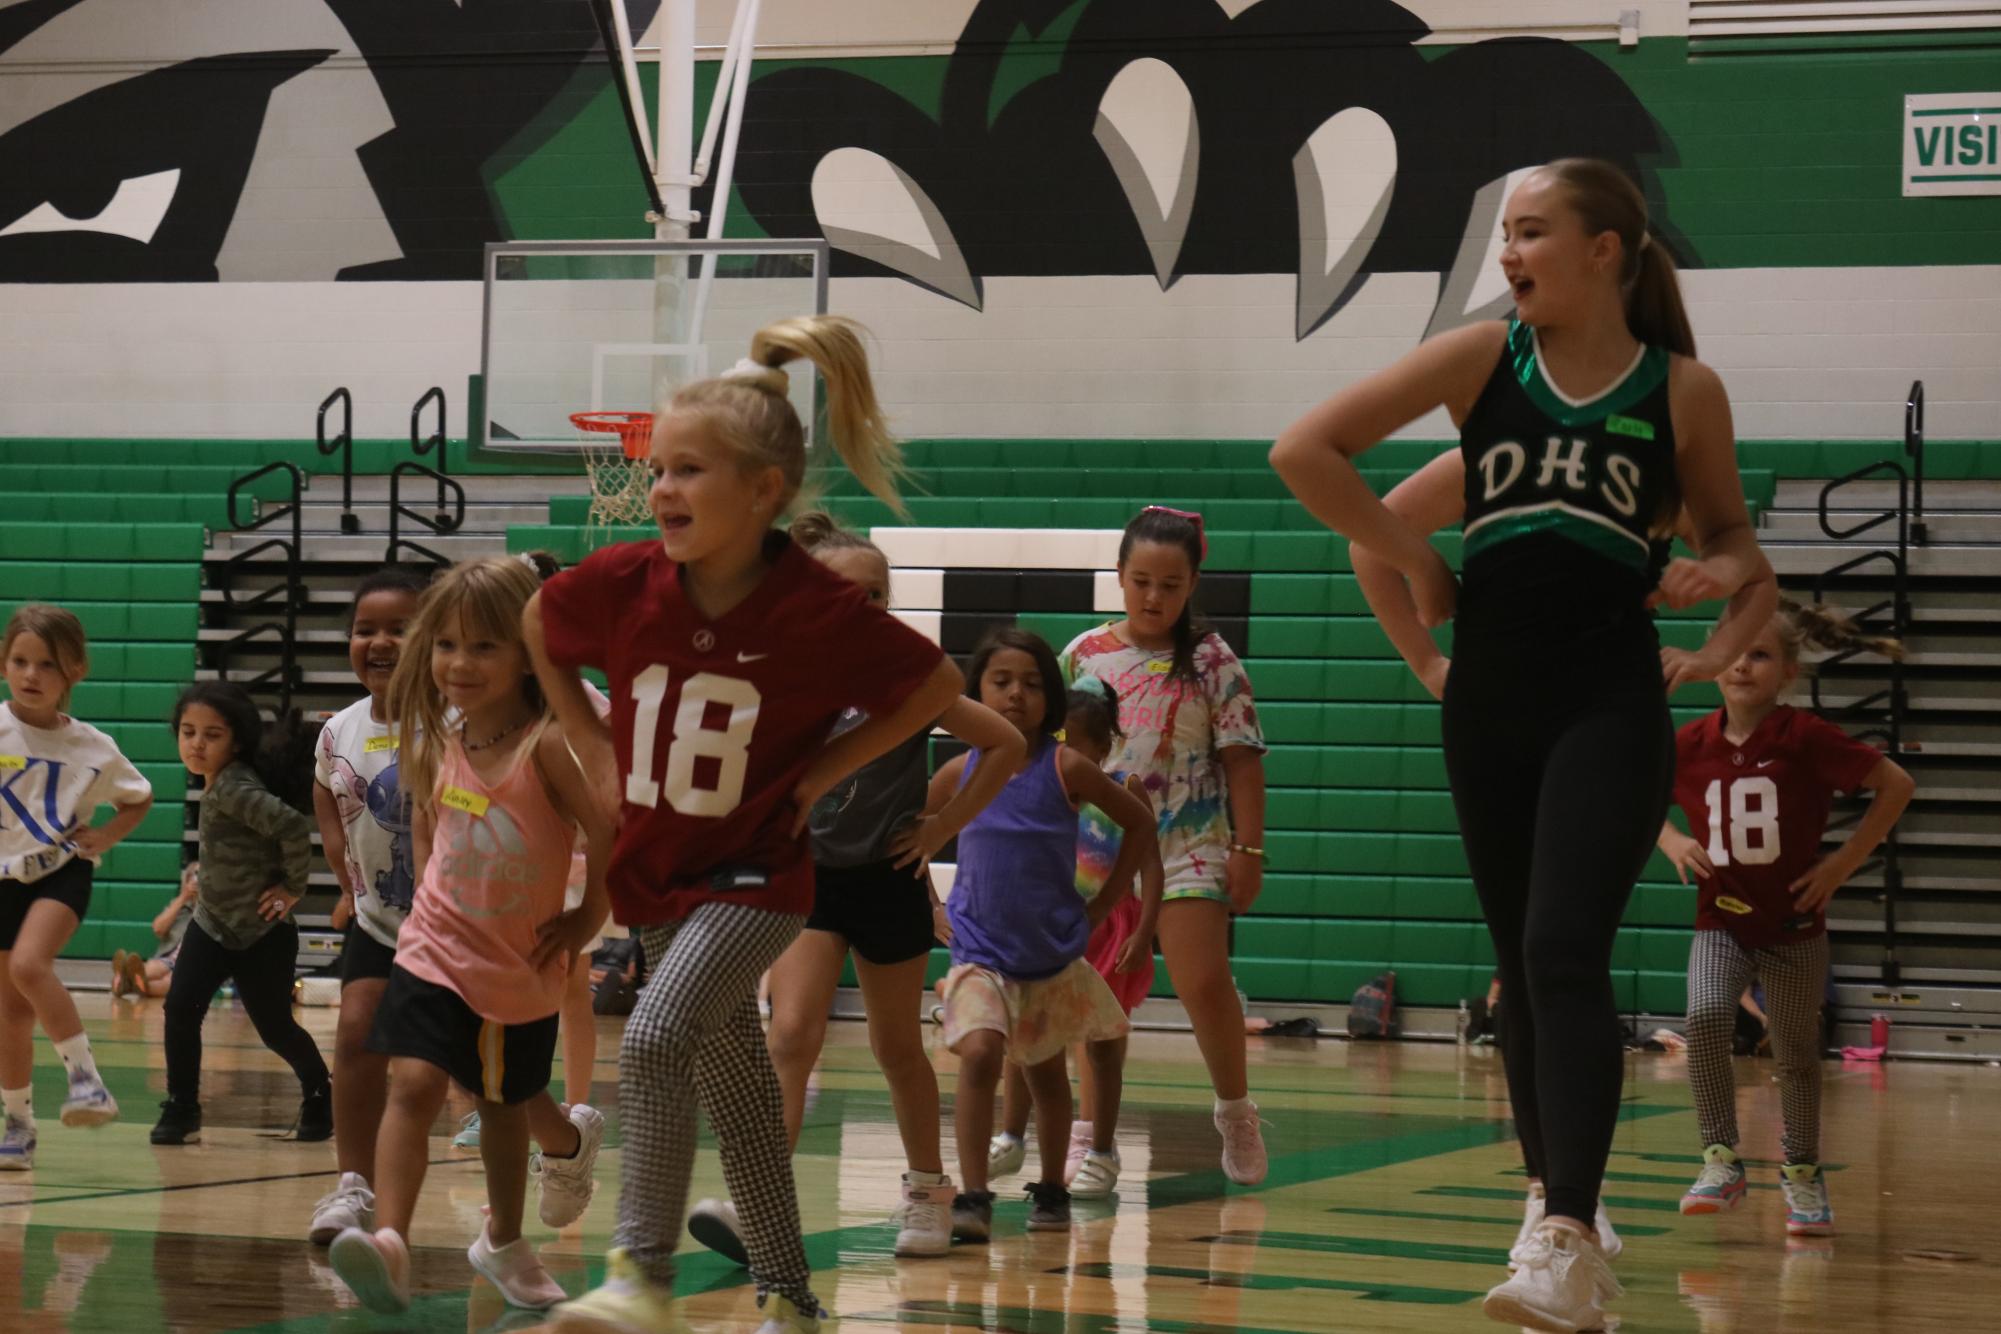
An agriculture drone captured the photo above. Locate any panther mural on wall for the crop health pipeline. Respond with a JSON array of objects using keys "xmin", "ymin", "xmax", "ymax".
[
  {"xmin": 724, "ymin": 0, "xmax": 1682, "ymax": 337},
  {"xmin": 0, "ymin": 0, "xmax": 661, "ymax": 282},
  {"xmin": 1, "ymin": 0, "xmax": 1676, "ymax": 336}
]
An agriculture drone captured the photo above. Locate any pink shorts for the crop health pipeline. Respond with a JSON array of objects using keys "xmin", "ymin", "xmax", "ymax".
[
  {"xmin": 940, "ymin": 957, "xmax": 1130, "ymax": 1066},
  {"xmin": 1084, "ymin": 895, "xmax": 1154, "ymax": 1015}
]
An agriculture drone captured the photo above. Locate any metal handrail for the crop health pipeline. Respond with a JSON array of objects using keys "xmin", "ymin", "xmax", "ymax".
[
  {"xmin": 317, "ymin": 387, "xmax": 358, "ymax": 533},
  {"xmin": 1812, "ymin": 457, "xmax": 1910, "ymax": 990},
  {"xmin": 1905, "ymin": 380, "xmax": 1927, "ymax": 546},
  {"xmin": 410, "ymin": 385, "xmax": 449, "ymax": 513},
  {"xmin": 385, "ymin": 460, "xmax": 466, "ymax": 567},
  {"xmin": 218, "ymin": 460, "xmax": 304, "ymax": 714}
]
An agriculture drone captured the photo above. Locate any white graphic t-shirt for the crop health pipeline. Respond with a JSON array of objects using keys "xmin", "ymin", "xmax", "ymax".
[
  {"xmin": 315, "ymin": 698, "xmax": 413, "ymax": 948},
  {"xmin": 0, "ymin": 703, "xmax": 152, "ymax": 884}
]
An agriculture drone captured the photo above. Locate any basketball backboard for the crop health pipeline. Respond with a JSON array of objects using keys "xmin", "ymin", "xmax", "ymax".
[{"xmin": 477, "ymin": 238, "xmax": 829, "ymax": 455}]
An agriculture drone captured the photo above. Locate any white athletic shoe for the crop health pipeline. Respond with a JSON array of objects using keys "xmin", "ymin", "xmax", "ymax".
[
  {"xmin": 754, "ymin": 1292, "xmax": 826, "ymax": 1333},
  {"xmin": 1069, "ymin": 1148, "xmax": 1122, "ymax": 1199},
  {"xmin": 329, "ymin": 1226, "xmax": 412, "ymax": 1315},
  {"xmin": 0, "ymin": 1115, "xmax": 35, "ymax": 1171},
  {"xmin": 469, "ymin": 1223, "xmax": 567, "ymax": 1309},
  {"xmin": 60, "ymin": 1072, "xmax": 118, "ymax": 1128},
  {"xmin": 988, "ymin": 1132, "xmax": 1026, "ymax": 1179},
  {"xmin": 1062, "ymin": 1121, "xmax": 1093, "ymax": 1185},
  {"xmin": 309, "ymin": 1171, "xmax": 376, "ymax": 1245},
  {"xmin": 688, "ymin": 1197, "xmax": 748, "ymax": 1267},
  {"xmin": 1214, "ymin": 1100, "xmax": 1268, "ymax": 1185},
  {"xmin": 1484, "ymin": 1223, "xmax": 1621, "ymax": 1331},
  {"xmin": 894, "ymin": 1171, "xmax": 954, "ymax": 1257},
  {"xmin": 1510, "ymin": 1185, "xmax": 1622, "ymax": 1268},
  {"xmin": 535, "ymin": 1103, "xmax": 605, "ymax": 1229}
]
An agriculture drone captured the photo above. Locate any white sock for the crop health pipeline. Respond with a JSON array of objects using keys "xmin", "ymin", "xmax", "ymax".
[
  {"xmin": 1070, "ymin": 1119, "xmax": 1094, "ymax": 1138},
  {"xmin": 994, "ymin": 1131, "xmax": 1022, "ymax": 1145},
  {"xmin": 1214, "ymin": 1095, "xmax": 1253, "ymax": 1118},
  {"xmin": 2, "ymin": 1085, "xmax": 31, "ymax": 1125},
  {"xmin": 906, "ymin": 1168, "xmax": 949, "ymax": 1187},
  {"xmin": 54, "ymin": 1033, "xmax": 97, "ymax": 1082}
]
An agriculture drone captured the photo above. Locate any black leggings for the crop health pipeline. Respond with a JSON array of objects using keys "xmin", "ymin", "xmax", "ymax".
[
  {"xmin": 1442, "ymin": 652, "xmax": 1673, "ymax": 1226},
  {"xmin": 164, "ymin": 919, "xmax": 329, "ymax": 1105}
]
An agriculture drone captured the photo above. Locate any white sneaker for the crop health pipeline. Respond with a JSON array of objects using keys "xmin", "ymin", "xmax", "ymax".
[
  {"xmin": 1594, "ymin": 1199, "xmax": 1622, "ymax": 1261},
  {"xmin": 688, "ymin": 1197, "xmax": 748, "ymax": 1267},
  {"xmin": 1062, "ymin": 1121, "xmax": 1093, "ymax": 1185},
  {"xmin": 534, "ymin": 1103, "xmax": 604, "ymax": 1229},
  {"xmin": 755, "ymin": 1292, "xmax": 825, "ymax": 1333},
  {"xmin": 1069, "ymin": 1148, "xmax": 1121, "ymax": 1198},
  {"xmin": 469, "ymin": 1224, "xmax": 567, "ymax": 1310},
  {"xmin": 1510, "ymin": 1184, "xmax": 1548, "ymax": 1267},
  {"xmin": 988, "ymin": 1132, "xmax": 1026, "ymax": 1179},
  {"xmin": 1214, "ymin": 1100, "xmax": 1268, "ymax": 1185},
  {"xmin": 329, "ymin": 1226, "xmax": 412, "ymax": 1315},
  {"xmin": 895, "ymin": 1171, "xmax": 953, "ymax": 1257},
  {"xmin": 1483, "ymin": 1224, "xmax": 1620, "ymax": 1331},
  {"xmin": 0, "ymin": 1115, "xmax": 34, "ymax": 1170},
  {"xmin": 309, "ymin": 1171, "xmax": 376, "ymax": 1245},
  {"xmin": 1510, "ymin": 1185, "xmax": 1622, "ymax": 1267},
  {"xmin": 60, "ymin": 1072, "xmax": 118, "ymax": 1128}
]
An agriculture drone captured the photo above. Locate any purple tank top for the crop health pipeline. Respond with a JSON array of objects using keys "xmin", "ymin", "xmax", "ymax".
[{"xmin": 947, "ymin": 739, "xmax": 1088, "ymax": 980}]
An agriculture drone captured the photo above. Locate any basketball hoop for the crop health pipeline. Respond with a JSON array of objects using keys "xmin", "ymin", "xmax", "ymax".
[{"xmin": 571, "ymin": 411, "xmax": 655, "ymax": 532}]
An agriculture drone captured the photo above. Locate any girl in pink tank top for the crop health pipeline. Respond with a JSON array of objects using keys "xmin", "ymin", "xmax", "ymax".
[{"xmin": 328, "ymin": 557, "xmax": 616, "ymax": 1317}]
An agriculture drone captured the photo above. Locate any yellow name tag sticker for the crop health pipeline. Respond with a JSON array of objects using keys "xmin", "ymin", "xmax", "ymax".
[
  {"xmin": 440, "ymin": 785, "xmax": 490, "ymax": 818},
  {"xmin": 363, "ymin": 735, "xmax": 399, "ymax": 753},
  {"xmin": 1714, "ymin": 895, "xmax": 1755, "ymax": 916},
  {"xmin": 1146, "ymin": 660, "xmax": 1172, "ymax": 674},
  {"xmin": 0, "ymin": 755, "xmax": 24, "ymax": 771}
]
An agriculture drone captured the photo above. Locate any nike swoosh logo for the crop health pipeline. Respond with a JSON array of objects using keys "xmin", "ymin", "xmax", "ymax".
[
  {"xmin": 737, "ymin": 652, "xmax": 769, "ymax": 663},
  {"xmin": 1756, "ymin": 760, "xmax": 1775, "ymax": 768}
]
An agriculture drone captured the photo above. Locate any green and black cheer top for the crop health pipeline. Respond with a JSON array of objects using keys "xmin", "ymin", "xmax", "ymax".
[{"xmin": 1455, "ymin": 318, "xmax": 1676, "ymax": 649}]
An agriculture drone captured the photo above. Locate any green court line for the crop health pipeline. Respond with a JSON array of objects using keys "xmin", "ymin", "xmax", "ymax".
[
  {"xmin": 1068, "ymin": 1260, "xmax": 1479, "ymax": 1304},
  {"xmin": 841, "ymin": 1301, "xmax": 1341, "ymax": 1334},
  {"xmin": 1500, "ymin": 1164, "xmax": 1784, "ymax": 1189},
  {"xmin": 1326, "ymin": 1205, "xmax": 1671, "ymax": 1236},
  {"xmin": 1422, "ymin": 1185, "xmax": 1683, "ymax": 1213},
  {"xmin": 1201, "ymin": 1227, "xmax": 1508, "ymax": 1267},
  {"xmin": 1610, "ymin": 1149, "xmax": 1846, "ymax": 1171}
]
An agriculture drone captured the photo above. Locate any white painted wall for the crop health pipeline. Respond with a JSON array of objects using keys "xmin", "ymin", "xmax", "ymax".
[{"xmin": 1, "ymin": 265, "xmax": 1992, "ymax": 442}]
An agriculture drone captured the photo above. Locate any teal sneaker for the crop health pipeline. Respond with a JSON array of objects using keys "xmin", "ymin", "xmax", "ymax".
[
  {"xmin": 453, "ymin": 1111, "xmax": 481, "ymax": 1150},
  {"xmin": 1680, "ymin": 1144, "xmax": 1748, "ymax": 1215},
  {"xmin": 1780, "ymin": 1162, "xmax": 1835, "ymax": 1236}
]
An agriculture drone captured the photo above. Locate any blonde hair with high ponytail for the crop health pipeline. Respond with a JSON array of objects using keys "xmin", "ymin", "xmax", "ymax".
[{"xmin": 663, "ymin": 315, "xmax": 908, "ymax": 519}]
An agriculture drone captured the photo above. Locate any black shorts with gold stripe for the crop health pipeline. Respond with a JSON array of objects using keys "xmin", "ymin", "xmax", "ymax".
[{"xmin": 367, "ymin": 964, "xmax": 558, "ymax": 1105}]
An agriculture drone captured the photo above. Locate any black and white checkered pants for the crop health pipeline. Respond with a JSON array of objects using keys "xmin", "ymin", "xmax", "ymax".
[
  {"xmin": 615, "ymin": 902, "xmax": 811, "ymax": 1308},
  {"xmin": 1686, "ymin": 928, "xmax": 1828, "ymax": 1164}
]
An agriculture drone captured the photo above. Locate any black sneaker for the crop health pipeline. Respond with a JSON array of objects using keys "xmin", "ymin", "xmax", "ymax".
[
  {"xmin": 151, "ymin": 1099, "xmax": 202, "ymax": 1145},
  {"xmin": 1024, "ymin": 1181, "xmax": 1071, "ymax": 1232},
  {"xmin": 950, "ymin": 1190, "xmax": 994, "ymax": 1243},
  {"xmin": 297, "ymin": 1082, "xmax": 334, "ymax": 1142}
]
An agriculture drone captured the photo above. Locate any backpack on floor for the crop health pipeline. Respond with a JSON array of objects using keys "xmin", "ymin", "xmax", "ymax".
[
  {"xmin": 1347, "ymin": 970, "xmax": 1399, "ymax": 1039},
  {"xmin": 590, "ymin": 938, "xmax": 644, "ymax": 1017}
]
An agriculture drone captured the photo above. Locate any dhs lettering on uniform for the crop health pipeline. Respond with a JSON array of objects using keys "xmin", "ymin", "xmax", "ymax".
[{"xmin": 1476, "ymin": 436, "xmax": 1642, "ymax": 518}]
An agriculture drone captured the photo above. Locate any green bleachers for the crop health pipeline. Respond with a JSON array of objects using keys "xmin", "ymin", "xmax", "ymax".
[{"xmin": 4, "ymin": 433, "xmax": 1989, "ymax": 1003}]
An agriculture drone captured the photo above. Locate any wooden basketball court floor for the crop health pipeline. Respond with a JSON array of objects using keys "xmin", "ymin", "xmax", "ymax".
[{"xmin": 4, "ymin": 995, "xmax": 1997, "ymax": 1332}]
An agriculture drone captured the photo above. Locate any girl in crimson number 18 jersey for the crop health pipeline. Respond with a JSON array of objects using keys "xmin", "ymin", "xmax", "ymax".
[
  {"xmin": 528, "ymin": 316, "xmax": 963, "ymax": 1334},
  {"xmin": 1658, "ymin": 602, "xmax": 1913, "ymax": 1238}
]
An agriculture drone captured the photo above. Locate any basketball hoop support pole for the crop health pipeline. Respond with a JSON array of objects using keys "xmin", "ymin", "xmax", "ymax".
[{"xmin": 655, "ymin": 0, "xmax": 696, "ymax": 242}]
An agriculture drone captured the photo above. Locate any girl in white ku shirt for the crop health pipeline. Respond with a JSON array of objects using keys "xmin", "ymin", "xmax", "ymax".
[{"xmin": 1, "ymin": 604, "xmax": 154, "ymax": 1168}]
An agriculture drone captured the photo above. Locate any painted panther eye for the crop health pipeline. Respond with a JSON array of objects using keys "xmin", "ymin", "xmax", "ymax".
[{"xmin": 0, "ymin": 50, "xmax": 329, "ymax": 281}]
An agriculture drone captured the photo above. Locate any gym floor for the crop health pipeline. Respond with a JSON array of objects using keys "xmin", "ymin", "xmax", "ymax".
[{"xmin": 3, "ymin": 995, "xmax": 1996, "ymax": 1331}]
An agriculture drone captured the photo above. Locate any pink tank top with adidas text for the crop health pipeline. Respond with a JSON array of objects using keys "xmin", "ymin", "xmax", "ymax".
[{"xmin": 394, "ymin": 734, "xmax": 575, "ymax": 1024}]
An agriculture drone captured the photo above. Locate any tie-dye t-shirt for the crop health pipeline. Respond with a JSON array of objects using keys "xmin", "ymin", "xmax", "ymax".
[{"xmin": 1060, "ymin": 626, "xmax": 1264, "ymax": 902}]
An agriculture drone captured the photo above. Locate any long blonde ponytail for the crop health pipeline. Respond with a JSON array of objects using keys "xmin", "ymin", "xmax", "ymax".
[{"xmin": 666, "ymin": 315, "xmax": 908, "ymax": 518}]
